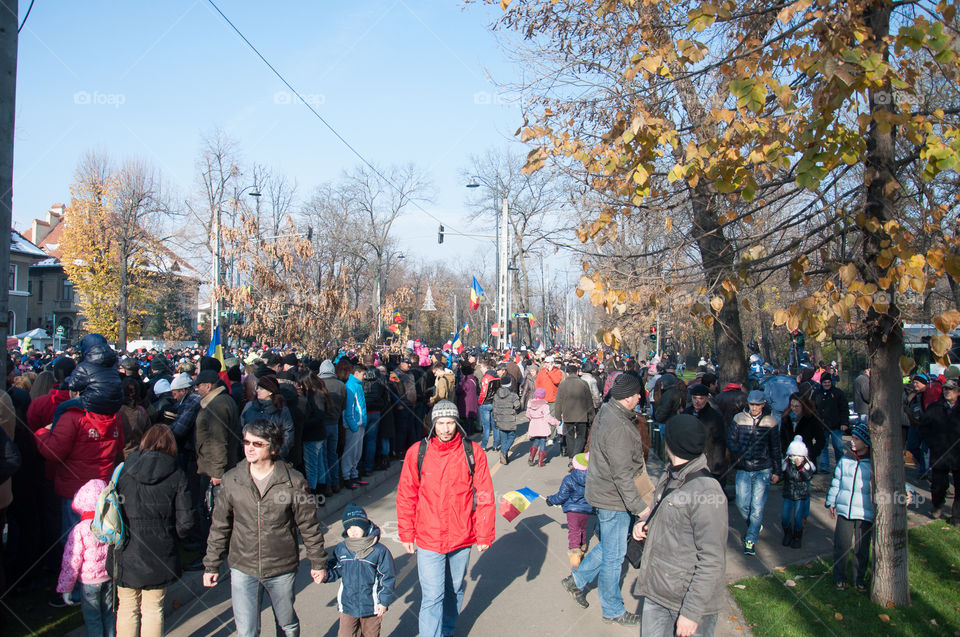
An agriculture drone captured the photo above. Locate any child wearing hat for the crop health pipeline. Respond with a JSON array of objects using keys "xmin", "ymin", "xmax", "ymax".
[
  {"xmin": 781, "ymin": 435, "xmax": 816, "ymax": 548},
  {"xmin": 525, "ymin": 387, "xmax": 560, "ymax": 467},
  {"xmin": 325, "ymin": 503, "xmax": 397, "ymax": 637},
  {"xmin": 546, "ymin": 453, "xmax": 593, "ymax": 569},
  {"xmin": 826, "ymin": 422, "xmax": 873, "ymax": 592}
]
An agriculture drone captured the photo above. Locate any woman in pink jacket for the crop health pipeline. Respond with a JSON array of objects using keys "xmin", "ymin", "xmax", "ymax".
[
  {"xmin": 58, "ymin": 478, "xmax": 115, "ymax": 637},
  {"xmin": 525, "ymin": 388, "xmax": 560, "ymax": 467}
]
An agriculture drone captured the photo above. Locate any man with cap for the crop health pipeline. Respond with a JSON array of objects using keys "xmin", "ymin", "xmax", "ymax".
[
  {"xmin": 905, "ymin": 373, "xmax": 939, "ymax": 473},
  {"xmin": 685, "ymin": 384, "xmax": 727, "ymax": 483},
  {"xmin": 552, "ymin": 364, "xmax": 595, "ymax": 458},
  {"xmin": 726, "ymin": 390, "xmax": 782, "ymax": 555},
  {"xmin": 195, "ymin": 369, "xmax": 240, "ymax": 489},
  {"xmin": 634, "ymin": 414, "xmax": 727, "ymax": 637},
  {"xmin": 920, "ymin": 378, "xmax": 960, "ymax": 522},
  {"xmin": 396, "ymin": 400, "xmax": 494, "ymax": 637},
  {"xmin": 813, "ymin": 373, "xmax": 849, "ymax": 474},
  {"xmin": 146, "ymin": 377, "xmax": 176, "ymax": 424},
  {"xmin": 120, "ymin": 357, "xmax": 145, "ymax": 402},
  {"xmin": 536, "ymin": 355, "xmax": 563, "ymax": 403},
  {"xmin": 562, "ymin": 373, "xmax": 652, "ymax": 626}
]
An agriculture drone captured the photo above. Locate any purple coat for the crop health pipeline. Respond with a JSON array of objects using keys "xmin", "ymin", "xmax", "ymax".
[{"xmin": 457, "ymin": 374, "xmax": 479, "ymax": 419}]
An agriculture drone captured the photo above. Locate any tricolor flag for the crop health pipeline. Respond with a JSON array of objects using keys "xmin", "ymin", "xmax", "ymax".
[
  {"xmin": 206, "ymin": 326, "xmax": 224, "ymax": 365},
  {"xmin": 499, "ymin": 487, "xmax": 540, "ymax": 522},
  {"xmin": 452, "ymin": 335, "xmax": 464, "ymax": 354},
  {"xmin": 392, "ymin": 310, "xmax": 403, "ymax": 324},
  {"xmin": 470, "ymin": 277, "xmax": 484, "ymax": 310},
  {"xmin": 462, "ymin": 322, "xmax": 470, "ymax": 335}
]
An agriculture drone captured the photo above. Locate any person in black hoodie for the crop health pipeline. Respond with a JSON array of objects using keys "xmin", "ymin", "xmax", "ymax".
[
  {"xmin": 53, "ymin": 334, "xmax": 123, "ymax": 425},
  {"xmin": 780, "ymin": 393, "xmax": 824, "ymax": 462},
  {"xmin": 110, "ymin": 424, "xmax": 194, "ymax": 637}
]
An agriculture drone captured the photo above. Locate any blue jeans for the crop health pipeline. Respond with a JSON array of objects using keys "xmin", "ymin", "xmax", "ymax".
[
  {"xmin": 323, "ymin": 421, "xmax": 339, "ymax": 486},
  {"xmin": 416, "ymin": 546, "xmax": 471, "ymax": 637},
  {"xmin": 362, "ymin": 411, "xmax": 380, "ymax": 473},
  {"xmin": 781, "ymin": 497, "xmax": 810, "ymax": 531},
  {"xmin": 302, "ymin": 440, "xmax": 326, "ymax": 490},
  {"xmin": 642, "ymin": 597, "xmax": 717, "ymax": 637},
  {"xmin": 818, "ymin": 430, "xmax": 844, "ymax": 473},
  {"xmin": 572, "ymin": 508, "xmax": 631, "ymax": 619},
  {"xmin": 81, "ymin": 581, "xmax": 115, "ymax": 637},
  {"xmin": 478, "ymin": 403, "xmax": 496, "ymax": 449},
  {"xmin": 906, "ymin": 427, "xmax": 927, "ymax": 472},
  {"xmin": 531, "ymin": 437, "xmax": 547, "ymax": 452},
  {"xmin": 230, "ymin": 569, "xmax": 299, "ymax": 637},
  {"xmin": 735, "ymin": 468, "xmax": 771, "ymax": 544},
  {"xmin": 341, "ymin": 426, "xmax": 364, "ymax": 481},
  {"xmin": 498, "ymin": 429, "xmax": 516, "ymax": 456}
]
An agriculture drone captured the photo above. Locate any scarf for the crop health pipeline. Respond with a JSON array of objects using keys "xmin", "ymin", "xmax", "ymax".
[{"xmin": 345, "ymin": 535, "xmax": 378, "ymax": 560}]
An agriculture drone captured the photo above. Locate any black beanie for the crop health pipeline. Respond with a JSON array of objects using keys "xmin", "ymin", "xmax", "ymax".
[
  {"xmin": 200, "ymin": 355, "xmax": 222, "ymax": 372},
  {"xmin": 663, "ymin": 414, "xmax": 707, "ymax": 460},
  {"xmin": 610, "ymin": 373, "xmax": 643, "ymax": 400}
]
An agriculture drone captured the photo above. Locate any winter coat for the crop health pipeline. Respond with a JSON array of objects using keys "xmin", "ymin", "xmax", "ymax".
[
  {"xmin": 762, "ymin": 374, "xmax": 799, "ymax": 415},
  {"xmin": 519, "ymin": 366, "xmax": 538, "ymax": 410},
  {"xmin": 301, "ymin": 392, "xmax": 328, "ymax": 443},
  {"xmin": 318, "ymin": 371, "xmax": 346, "ymax": 429},
  {"xmin": 204, "ymin": 459, "xmax": 327, "ymax": 578},
  {"xmin": 714, "ymin": 385, "xmax": 747, "ymax": 430},
  {"xmin": 552, "ymin": 376, "xmax": 595, "ymax": 424},
  {"xmin": 362, "ymin": 372, "xmax": 390, "ymax": 413},
  {"xmin": 546, "ymin": 468, "xmax": 592, "ymax": 513},
  {"xmin": 726, "ymin": 410, "xmax": 782, "ymax": 476},
  {"xmin": 654, "ymin": 375, "xmax": 685, "ymax": 423},
  {"xmin": 0, "ymin": 392, "xmax": 14, "ymax": 510},
  {"xmin": 780, "ymin": 411, "xmax": 824, "ymax": 462},
  {"xmin": 814, "ymin": 386, "xmax": 849, "ymax": 430},
  {"xmin": 525, "ymin": 398, "xmax": 559, "ymax": 438},
  {"xmin": 634, "ymin": 454, "xmax": 727, "ymax": 624},
  {"xmin": 535, "ymin": 366, "xmax": 563, "ymax": 402},
  {"xmin": 276, "ymin": 379, "xmax": 305, "ymax": 468},
  {"xmin": 240, "ymin": 399, "xmax": 293, "ymax": 459},
  {"xmin": 684, "ymin": 403, "xmax": 727, "ymax": 477},
  {"xmin": 780, "ymin": 458, "xmax": 815, "ymax": 501},
  {"xmin": 919, "ymin": 398, "xmax": 960, "ymax": 465},
  {"xmin": 478, "ymin": 372, "xmax": 500, "ymax": 406},
  {"xmin": 325, "ymin": 528, "xmax": 397, "ymax": 618},
  {"xmin": 119, "ymin": 404, "xmax": 150, "ymax": 458},
  {"xmin": 35, "ymin": 407, "xmax": 123, "ymax": 498},
  {"xmin": 456, "ymin": 374, "xmax": 479, "ymax": 419},
  {"xmin": 26, "ymin": 387, "xmax": 71, "ymax": 431},
  {"xmin": 492, "ymin": 387, "xmax": 521, "ymax": 431},
  {"xmin": 853, "ymin": 373, "xmax": 870, "ymax": 416},
  {"xmin": 396, "ymin": 432, "xmax": 495, "ymax": 554},
  {"xmin": 825, "ymin": 446, "xmax": 873, "ymax": 521},
  {"xmin": 110, "ymin": 450, "xmax": 195, "ymax": 589},
  {"xmin": 146, "ymin": 393, "xmax": 177, "ymax": 425},
  {"xmin": 197, "ymin": 387, "xmax": 241, "ymax": 478},
  {"xmin": 431, "ymin": 369, "xmax": 456, "ymax": 405},
  {"xmin": 344, "ymin": 375, "xmax": 368, "ymax": 433},
  {"xmin": 580, "ymin": 372, "xmax": 602, "ymax": 409},
  {"xmin": 57, "ymin": 479, "xmax": 110, "ymax": 593},
  {"xmin": 67, "ymin": 334, "xmax": 123, "ymax": 415},
  {"xmin": 585, "ymin": 399, "xmax": 650, "ymax": 515}
]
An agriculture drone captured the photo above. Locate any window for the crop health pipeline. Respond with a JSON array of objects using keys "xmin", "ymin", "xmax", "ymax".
[
  {"xmin": 8, "ymin": 264, "xmax": 16, "ymax": 291},
  {"xmin": 7, "ymin": 310, "xmax": 14, "ymax": 334},
  {"xmin": 63, "ymin": 279, "xmax": 73, "ymax": 301},
  {"xmin": 38, "ymin": 280, "xmax": 43, "ymax": 302}
]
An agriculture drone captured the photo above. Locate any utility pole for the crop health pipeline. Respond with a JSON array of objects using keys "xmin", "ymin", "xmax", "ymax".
[
  {"xmin": 0, "ymin": 1, "xmax": 16, "ymax": 388},
  {"xmin": 497, "ymin": 198, "xmax": 509, "ymax": 350},
  {"xmin": 212, "ymin": 204, "xmax": 221, "ymax": 343},
  {"xmin": 541, "ymin": 260, "xmax": 549, "ymax": 348}
]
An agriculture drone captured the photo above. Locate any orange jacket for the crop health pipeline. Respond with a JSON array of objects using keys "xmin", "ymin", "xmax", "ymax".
[
  {"xmin": 396, "ymin": 433, "xmax": 495, "ymax": 553},
  {"xmin": 536, "ymin": 367, "xmax": 564, "ymax": 402}
]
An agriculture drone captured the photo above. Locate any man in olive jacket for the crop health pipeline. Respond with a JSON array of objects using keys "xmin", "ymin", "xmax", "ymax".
[
  {"xmin": 562, "ymin": 373, "xmax": 652, "ymax": 626},
  {"xmin": 203, "ymin": 419, "xmax": 326, "ymax": 637},
  {"xmin": 635, "ymin": 414, "xmax": 727, "ymax": 637},
  {"xmin": 194, "ymin": 370, "xmax": 240, "ymax": 492},
  {"xmin": 552, "ymin": 365, "xmax": 595, "ymax": 457}
]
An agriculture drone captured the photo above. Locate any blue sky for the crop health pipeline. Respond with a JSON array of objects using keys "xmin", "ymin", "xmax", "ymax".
[{"xmin": 12, "ymin": 0, "xmax": 533, "ymax": 264}]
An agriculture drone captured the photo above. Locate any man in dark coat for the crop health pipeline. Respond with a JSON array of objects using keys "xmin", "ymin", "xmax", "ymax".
[
  {"xmin": 552, "ymin": 365, "xmax": 595, "ymax": 458},
  {"xmin": 685, "ymin": 384, "xmax": 727, "ymax": 482},
  {"xmin": 920, "ymin": 378, "xmax": 960, "ymax": 522}
]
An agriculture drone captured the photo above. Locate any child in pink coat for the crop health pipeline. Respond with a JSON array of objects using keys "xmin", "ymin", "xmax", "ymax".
[
  {"xmin": 525, "ymin": 387, "xmax": 559, "ymax": 466},
  {"xmin": 58, "ymin": 478, "xmax": 115, "ymax": 637}
]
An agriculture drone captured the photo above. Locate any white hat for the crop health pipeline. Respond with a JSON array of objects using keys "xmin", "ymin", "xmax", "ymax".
[
  {"xmin": 153, "ymin": 378, "xmax": 171, "ymax": 395},
  {"xmin": 786, "ymin": 435, "xmax": 808, "ymax": 458},
  {"xmin": 170, "ymin": 373, "xmax": 194, "ymax": 391},
  {"xmin": 544, "ymin": 355, "xmax": 555, "ymax": 363}
]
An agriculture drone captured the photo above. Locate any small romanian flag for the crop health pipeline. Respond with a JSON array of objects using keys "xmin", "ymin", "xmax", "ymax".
[
  {"xmin": 470, "ymin": 277, "xmax": 484, "ymax": 310},
  {"xmin": 499, "ymin": 487, "xmax": 540, "ymax": 522},
  {"xmin": 393, "ymin": 310, "xmax": 403, "ymax": 323}
]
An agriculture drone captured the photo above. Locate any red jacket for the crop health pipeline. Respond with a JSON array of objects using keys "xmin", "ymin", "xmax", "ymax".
[
  {"xmin": 35, "ymin": 408, "xmax": 123, "ymax": 499},
  {"xmin": 536, "ymin": 367, "xmax": 563, "ymax": 402},
  {"xmin": 396, "ymin": 433, "xmax": 495, "ymax": 553},
  {"xmin": 27, "ymin": 388, "xmax": 72, "ymax": 431}
]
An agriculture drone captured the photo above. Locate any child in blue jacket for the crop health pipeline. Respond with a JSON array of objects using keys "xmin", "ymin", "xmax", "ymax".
[
  {"xmin": 325, "ymin": 503, "xmax": 396, "ymax": 636},
  {"xmin": 546, "ymin": 452, "xmax": 594, "ymax": 569},
  {"xmin": 826, "ymin": 423, "xmax": 873, "ymax": 593}
]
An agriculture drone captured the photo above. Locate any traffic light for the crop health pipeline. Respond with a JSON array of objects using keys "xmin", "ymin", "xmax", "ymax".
[
  {"xmin": 649, "ymin": 325, "xmax": 657, "ymax": 342},
  {"xmin": 438, "ymin": 224, "xmax": 444, "ymax": 244}
]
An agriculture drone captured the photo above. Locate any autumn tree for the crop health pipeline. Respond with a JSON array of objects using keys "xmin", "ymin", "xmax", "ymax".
[{"xmin": 496, "ymin": 0, "xmax": 960, "ymax": 606}]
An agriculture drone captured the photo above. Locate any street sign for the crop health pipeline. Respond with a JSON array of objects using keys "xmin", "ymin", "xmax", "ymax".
[
  {"xmin": 491, "ymin": 323, "xmax": 501, "ymax": 337},
  {"xmin": 56, "ymin": 325, "xmax": 65, "ymax": 336}
]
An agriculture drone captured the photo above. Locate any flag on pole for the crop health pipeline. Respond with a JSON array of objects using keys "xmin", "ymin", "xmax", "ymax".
[
  {"xmin": 387, "ymin": 324, "xmax": 400, "ymax": 334},
  {"xmin": 499, "ymin": 487, "xmax": 541, "ymax": 522},
  {"xmin": 462, "ymin": 322, "xmax": 470, "ymax": 335},
  {"xmin": 393, "ymin": 310, "xmax": 403, "ymax": 324},
  {"xmin": 452, "ymin": 335, "xmax": 464, "ymax": 354},
  {"xmin": 206, "ymin": 326, "xmax": 224, "ymax": 366},
  {"xmin": 470, "ymin": 277, "xmax": 484, "ymax": 310}
]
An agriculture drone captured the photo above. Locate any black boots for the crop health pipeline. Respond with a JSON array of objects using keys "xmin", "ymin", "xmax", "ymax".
[
  {"xmin": 791, "ymin": 528, "xmax": 803, "ymax": 548},
  {"xmin": 782, "ymin": 527, "xmax": 793, "ymax": 546}
]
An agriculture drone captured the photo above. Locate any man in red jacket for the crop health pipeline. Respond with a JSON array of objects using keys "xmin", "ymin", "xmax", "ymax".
[
  {"xmin": 536, "ymin": 355, "xmax": 563, "ymax": 403},
  {"xmin": 396, "ymin": 400, "xmax": 494, "ymax": 637}
]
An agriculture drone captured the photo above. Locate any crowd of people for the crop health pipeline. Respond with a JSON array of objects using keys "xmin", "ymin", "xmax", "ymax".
[{"xmin": 0, "ymin": 336, "xmax": 955, "ymax": 636}]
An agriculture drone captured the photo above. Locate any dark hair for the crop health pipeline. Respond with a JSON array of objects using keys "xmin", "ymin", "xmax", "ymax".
[
  {"xmin": 242, "ymin": 419, "xmax": 284, "ymax": 457},
  {"xmin": 299, "ymin": 371, "xmax": 332, "ymax": 411},
  {"xmin": 787, "ymin": 392, "xmax": 816, "ymax": 418},
  {"xmin": 226, "ymin": 365, "xmax": 241, "ymax": 382},
  {"xmin": 460, "ymin": 363, "xmax": 474, "ymax": 376},
  {"xmin": 335, "ymin": 360, "xmax": 353, "ymax": 381},
  {"xmin": 140, "ymin": 424, "xmax": 178, "ymax": 458},
  {"xmin": 352, "ymin": 363, "xmax": 367, "ymax": 375},
  {"xmin": 30, "ymin": 370, "xmax": 56, "ymax": 400},
  {"xmin": 121, "ymin": 377, "xmax": 141, "ymax": 407}
]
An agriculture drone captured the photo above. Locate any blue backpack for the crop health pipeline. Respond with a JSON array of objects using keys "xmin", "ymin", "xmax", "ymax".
[{"xmin": 90, "ymin": 463, "xmax": 126, "ymax": 546}]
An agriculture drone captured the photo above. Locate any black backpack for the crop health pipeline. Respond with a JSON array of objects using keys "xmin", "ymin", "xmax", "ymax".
[{"xmin": 416, "ymin": 432, "xmax": 477, "ymax": 510}]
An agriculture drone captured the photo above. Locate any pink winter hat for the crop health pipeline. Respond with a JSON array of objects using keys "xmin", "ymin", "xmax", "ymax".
[
  {"xmin": 534, "ymin": 387, "xmax": 546, "ymax": 399},
  {"xmin": 572, "ymin": 453, "xmax": 589, "ymax": 471}
]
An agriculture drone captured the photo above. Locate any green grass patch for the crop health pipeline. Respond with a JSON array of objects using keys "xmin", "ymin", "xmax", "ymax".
[
  {"xmin": 730, "ymin": 521, "xmax": 960, "ymax": 636},
  {"xmin": 1, "ymin": 587, "xmax": 83, "ymax": 637}
]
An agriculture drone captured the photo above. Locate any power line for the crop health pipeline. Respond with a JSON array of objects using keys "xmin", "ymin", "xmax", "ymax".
[
  {"xmin": 18, "ymin": 0, "xmax": 35, "ymax": 33},
  {"xmin": 205, "ymin": 0, "xmax": 470, "ymax": 237}
]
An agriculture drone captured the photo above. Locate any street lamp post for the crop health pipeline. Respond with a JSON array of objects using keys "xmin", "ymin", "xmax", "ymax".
[
  {"xmin": 466, "ymin": 177, "xmax": 510, "ymax": 350},
  {"xmin": 214, "ymin": 185, "xmax": 260, "ymax": 342}
]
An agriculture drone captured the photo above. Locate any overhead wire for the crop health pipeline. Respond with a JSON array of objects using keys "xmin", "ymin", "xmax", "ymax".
[{"xmin": 204, "ymin": 0, "xmax": 475, "ymax": 239}]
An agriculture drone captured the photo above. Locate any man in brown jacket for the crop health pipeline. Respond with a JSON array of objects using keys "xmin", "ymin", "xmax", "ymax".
[{"xmin": 552, "ymin": 365, "xmax": 595, "ymax": 457}]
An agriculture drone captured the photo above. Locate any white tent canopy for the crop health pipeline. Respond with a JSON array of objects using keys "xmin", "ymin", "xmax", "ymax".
[{"xmin": 14, "ymin": 328, "xmax": 51, "ymax": 340}]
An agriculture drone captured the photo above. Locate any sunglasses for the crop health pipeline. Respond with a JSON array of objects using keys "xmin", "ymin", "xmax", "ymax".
[{"xmin": 243, "ymin": 439, "xmax": 269, "ymax": 448}]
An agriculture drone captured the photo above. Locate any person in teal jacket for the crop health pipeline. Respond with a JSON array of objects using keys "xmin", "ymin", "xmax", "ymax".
[{"xmin": 342, "ymin": 365, "xmax": 368, "ymax": 489}]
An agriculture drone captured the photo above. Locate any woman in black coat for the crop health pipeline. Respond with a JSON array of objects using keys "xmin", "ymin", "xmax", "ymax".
[
  {"xmin": 780, "ymin": 393, "xmax": 825, "ymax": 462},
  {"xmin": 110, "ymin": 424, "xmax": 194, "ymax": 637}
]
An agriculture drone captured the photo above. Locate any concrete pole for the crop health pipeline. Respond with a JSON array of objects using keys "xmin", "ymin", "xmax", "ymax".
[
  {"xmin": 497, "ymin": 198, "xmax": 508, "ymax": 350},
  {"xmin": 0, "ymin": 1, "xmax": 15, "ymax": 388}
]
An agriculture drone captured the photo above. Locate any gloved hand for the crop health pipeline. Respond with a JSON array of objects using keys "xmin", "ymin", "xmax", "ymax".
[{"xmin": 63, "ymin": 592, "xmax": 78, "ymax": 606}]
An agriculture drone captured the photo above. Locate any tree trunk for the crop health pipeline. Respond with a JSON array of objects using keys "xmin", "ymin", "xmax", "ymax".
[
  {"xmin": 862, "ymin": 0, "xmax": 909, "ymax": 607},
  {"xmin": 118, "ymin": 255, "xmax": 128, "ymax": 352},
  {"xmin": 691, "ymin": 184, "xmax": 748, "ymax": 386}
]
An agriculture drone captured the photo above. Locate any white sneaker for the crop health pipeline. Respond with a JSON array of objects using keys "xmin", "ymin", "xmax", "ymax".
[{"xmin": 546, "ymin": 439, "xmax": 554, "ymax": 447}]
